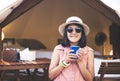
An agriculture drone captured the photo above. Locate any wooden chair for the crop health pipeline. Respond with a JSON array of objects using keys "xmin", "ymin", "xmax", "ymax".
[{"xmin": 98, "ymin": 60, "xmax": 120, "ymax": 81}]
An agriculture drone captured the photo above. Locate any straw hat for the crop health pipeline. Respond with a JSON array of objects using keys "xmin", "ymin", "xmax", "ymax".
[{"xmin": 58, "ymin": 16, "xmax": 90, "ymax": 36}]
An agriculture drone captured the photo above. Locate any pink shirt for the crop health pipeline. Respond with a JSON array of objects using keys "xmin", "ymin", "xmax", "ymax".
[{"xmin": 54, "ymin": 45, "xmax": 93, "ymax": 81}]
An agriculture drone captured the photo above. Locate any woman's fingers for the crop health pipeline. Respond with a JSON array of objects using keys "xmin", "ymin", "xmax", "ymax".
[{"xmin": 67, "ymin": 54, "xmax": 77, "ymax": 61}]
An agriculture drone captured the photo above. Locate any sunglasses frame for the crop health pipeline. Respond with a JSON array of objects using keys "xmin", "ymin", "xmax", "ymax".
[{"xmin": 66, "ymin": 27, "xmax": 82, "ymax": 33}]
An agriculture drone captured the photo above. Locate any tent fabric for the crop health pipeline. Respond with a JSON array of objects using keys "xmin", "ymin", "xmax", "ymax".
[
  {"xmin": 0, "ymin": 0, "xmax": 23, "ymax": 23},
  {"xmin": 1, "ymin": 0, "xmax": 120, "ymax": 53},
  {"xmin": 0, "ymin": 0, "xmax": 120, "ymax": 28}
]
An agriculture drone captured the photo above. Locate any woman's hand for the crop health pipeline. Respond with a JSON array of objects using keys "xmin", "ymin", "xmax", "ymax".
[
  {"xmin": 65, "ymin": 50, "xmax": 78, "ymax": 63},
  {"xmin": 76, "ymin": 49, "xmax": 86, "ymax": 63}
]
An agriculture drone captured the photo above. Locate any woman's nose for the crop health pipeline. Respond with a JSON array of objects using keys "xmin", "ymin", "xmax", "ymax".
[{"xmin": 72, "ymin": 29, "xmax": 76, "ymax": 33}]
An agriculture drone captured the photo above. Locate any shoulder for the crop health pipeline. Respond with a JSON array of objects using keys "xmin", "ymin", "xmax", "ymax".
[
  {"xmin": 52, "ymin": 44, "xmax": 64, "ymax": 54},
  {"xmin": 84, "ymin": 46, "xmax": 94, "ymax": 52},
  {"xmin": 84, "ymin": 46, "xmax": 94, "ymax": 57},
  {"xmin": 85, "ymin": 46, "xmax": 94, "ymax": 59},
  {"xmin": 54, "ymin": 44, "xmax": 64, "ymax": 50},
  {"xmin": 52, "ymin": 44, "xmax": 64, "ymax": 58}
]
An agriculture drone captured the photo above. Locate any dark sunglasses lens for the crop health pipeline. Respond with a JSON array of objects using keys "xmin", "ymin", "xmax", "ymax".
[
  {"xmin": 67, "ymin": 28, "xmax": 73, "ymax": 33},
  {"xmin": 76, "ymin": 28, "xmax": 82, "ymax": 33}
]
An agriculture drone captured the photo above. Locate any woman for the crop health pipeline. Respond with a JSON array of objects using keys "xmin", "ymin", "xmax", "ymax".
[{"xmin": 49, "ymin": 16, "xmax": 94, "ymax": 81}]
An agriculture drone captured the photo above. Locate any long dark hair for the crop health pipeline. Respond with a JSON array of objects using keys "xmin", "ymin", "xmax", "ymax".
[{"xmin": 60, "ymin": 23, "xmax": 87, "ymax": 48}]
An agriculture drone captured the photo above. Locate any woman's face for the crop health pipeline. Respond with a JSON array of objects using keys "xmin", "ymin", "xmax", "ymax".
[{"xmin": 66, "ymin": 24, "xmax": 82, "ymax": 45}]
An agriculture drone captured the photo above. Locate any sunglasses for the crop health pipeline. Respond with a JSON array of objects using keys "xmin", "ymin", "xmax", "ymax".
[{"xmin": 67, "ymin": 27, "xmax": 82, "ymax": 33}]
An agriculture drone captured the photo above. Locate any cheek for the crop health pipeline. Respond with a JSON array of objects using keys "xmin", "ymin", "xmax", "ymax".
[
  {"xmin": 67, "ymin": 33, "xmax": 71, "ymax": 39},
  {"xmin": 78, "ymin": 33, "xmax": 82, "ymax": 39}
]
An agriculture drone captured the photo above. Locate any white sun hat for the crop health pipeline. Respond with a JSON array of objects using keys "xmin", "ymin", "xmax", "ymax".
[{"xmin": 58, "ymin": 16, "xmax": 90, "ymax": 36}]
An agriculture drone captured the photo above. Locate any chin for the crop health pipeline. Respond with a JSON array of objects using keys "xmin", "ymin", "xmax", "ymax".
[{"xmin": 70, "ymin": 40, "xmax": 79, "ymax": 43}]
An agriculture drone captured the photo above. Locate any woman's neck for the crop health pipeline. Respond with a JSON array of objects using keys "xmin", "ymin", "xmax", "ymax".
[{"xmin": 70, "ymin": 42, "xmax": 78, "ymax": 46}]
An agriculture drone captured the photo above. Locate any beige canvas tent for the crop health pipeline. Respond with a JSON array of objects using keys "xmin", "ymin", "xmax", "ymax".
[{"xmin": 0, "ymin": 0, "xmax": 120, "ymax": 56}]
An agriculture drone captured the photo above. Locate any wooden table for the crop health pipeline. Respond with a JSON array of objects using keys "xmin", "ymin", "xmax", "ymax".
[{"xmin": 0, "ymin": 58, "xmax": 51, "ymax": 81}]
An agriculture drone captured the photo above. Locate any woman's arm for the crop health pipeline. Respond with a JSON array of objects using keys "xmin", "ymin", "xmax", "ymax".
[
  {"xmin": 49, "ymin": 46, "xmax": 65, "ymax": 80},
  {"xmin": 77, "ymin": 50, "xmax": 94, "ymax": 81}
]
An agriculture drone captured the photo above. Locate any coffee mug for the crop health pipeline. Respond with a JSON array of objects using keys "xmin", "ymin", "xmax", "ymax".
[{"xmin": 70, "ymin": 46, "xmax": 80, "ymax": 54}]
